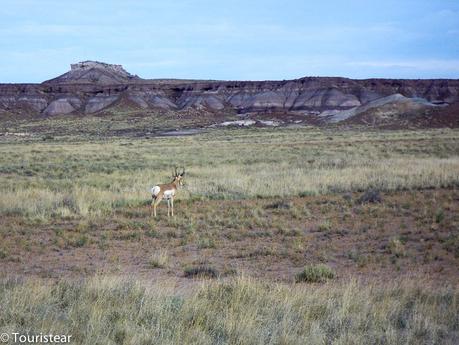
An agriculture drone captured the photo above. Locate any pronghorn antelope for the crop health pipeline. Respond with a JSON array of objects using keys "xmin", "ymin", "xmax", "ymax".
[{"xmin": 150, "ymin": 167, "xmax": 185, "ymax": 217}]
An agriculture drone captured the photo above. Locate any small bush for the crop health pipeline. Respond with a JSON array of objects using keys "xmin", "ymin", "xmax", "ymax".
[
  {"xmin": 443, "ymin": 233, "xmax": 459, "ymax": 258},
  {"xmin": 317, "ymin": 221, "xmax": 331, "ymax": 232},
  {"xmin": 115, "ymin": 231, "xmax": 140, "ymax": 241},
  {"xmin": 0, "ymin": 249, "xmax": 8, "ymax": 259},
  {"xmin": 198, "ymin": 237, "xmax": 216, "ymax": 249},
  {"xmin": 265, "ymin": 200, "xmax": 292, "ymax": 209},
  {"xmin": 435, "ymin": 208, "xmax": 445, "ymax": 223},
  {"xmin": 68, "ymin": 234, "xmax": 88, "ymax": 248},
  {"xmin": 356, "ymin": 188, "xmax": 382, "ymax": 204},
  {"xmin": 295, "ymin": 264, "xmax": 335, "ymax": 283},
  {"xmin": 184, "ymin": 265, "xmax": 219, "ymax": 279},
  {"xmin": 164, "ymin": 230, "xmax": 178, "ymax": 239},
  {"xmin": 145, "ymin": 229, "xmax": 159, "ymax": 238},
  {"xmin": 342, "ymin": 193, "xmax": 353, "ymax": 202},
  {"xmin": 388, "ymin": 237, "xmax": 406, "ymax": 257},
  {"xmin": 148, "ymin": 250, "xmax": 169, "ymax": 268},
  {"xmin": 347, "ymin": 250, "xmax": 369, "ymax": 267}
]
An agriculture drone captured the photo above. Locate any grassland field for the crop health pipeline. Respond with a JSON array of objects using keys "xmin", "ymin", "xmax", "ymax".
[{"xmin": 0, "ymin": 125, "xmax": 458, "ymax": 344}]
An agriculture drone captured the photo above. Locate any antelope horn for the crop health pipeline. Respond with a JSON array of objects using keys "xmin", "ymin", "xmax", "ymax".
[{"xmin": 181, "ymin": 167, "xmax": 185, "ymax": 176}]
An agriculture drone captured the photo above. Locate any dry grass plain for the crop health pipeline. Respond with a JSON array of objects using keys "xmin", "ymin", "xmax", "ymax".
[{"xmin": 0, "ymin": 126, "xmax": 458, "ymax": 344}]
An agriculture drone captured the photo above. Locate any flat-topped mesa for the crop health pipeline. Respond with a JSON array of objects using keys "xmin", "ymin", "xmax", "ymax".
[
  {"xmin": 70, "ymin": 61, "xmax": 131, "ymax": 77},
  {"xmin": 43, "ymin": 60, "xmax": 140, "ymax": 85}
]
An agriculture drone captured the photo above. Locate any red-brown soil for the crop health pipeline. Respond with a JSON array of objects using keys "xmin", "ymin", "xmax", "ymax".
[{"xmin": 0, "ymin": 189, "xmax": 458, "ymax": 285}]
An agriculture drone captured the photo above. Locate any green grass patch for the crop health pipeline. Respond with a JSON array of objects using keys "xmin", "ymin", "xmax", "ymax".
[{"xmin": 295, "ymin": 264, "xmax": 336, "ymax": 283}]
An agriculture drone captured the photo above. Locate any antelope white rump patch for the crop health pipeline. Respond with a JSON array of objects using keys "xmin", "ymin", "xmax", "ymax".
[{"xmin": 151, "ymin": 186, "xmax": 160, "ymax": 196}]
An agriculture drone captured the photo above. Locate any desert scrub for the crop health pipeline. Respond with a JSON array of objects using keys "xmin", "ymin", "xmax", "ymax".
[
  {"xmin": 356, "ymin": 188, "xmax": 382, "ymax": 204},
  {"xmin": 197, "ymin": 237, "xmax": 216, "ymax": 249},
  {"xmin": 0, "ymin": 276, "xmax": 458, "ymax": 345},
  {"xmin": 0, "ymin": 128, "xmax": 458, "ymax": 221},
  {"xmin": 184, "ymin": 265, "xmax": 219, "ymax": 279},
  {"xmin": 317, "ymin": 220, "xmax": 332, "ymax": 232},
  {"xmin": 442, "ymin": 233, "xmax": 459, "ymax": 258},
  {"xmin": 388, "ymin": 237, "xmax": 407, "ymax": 258},
  {"xmin": 148, "ymin": 249, "xmax": 170, "ymax": 268},
  {"xmin": 295, "ymin": 264, "xmax": 336, "ymax": 283}
]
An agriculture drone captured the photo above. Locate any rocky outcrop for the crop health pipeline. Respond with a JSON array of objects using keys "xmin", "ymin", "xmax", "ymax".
[
  {"xmin": 0, "ymin": 61, "xmax": 458, "ymax": 125},
  {"xmin": 44, "ymin": 97, "xmax": 82, "ymax": 115},
  {"xmin": 43, "ymin": 61, "xmax": 140, "ymax": 84},
  {"xmin": 85, "ymin": 95, "xmax": 119, "ymax": 113},
  {"xmin": 17, "ymin": 96, "xmax": 48, "ymax": 112},
  {"xmin": 319, "ymin": 94, "xmax": 430, "ymax": 123}
]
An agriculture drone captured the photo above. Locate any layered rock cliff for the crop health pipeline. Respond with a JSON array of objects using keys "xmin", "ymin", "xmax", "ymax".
[{"xmin": 1, "ymin": 61, "xmax": 458, "ymax": 125}]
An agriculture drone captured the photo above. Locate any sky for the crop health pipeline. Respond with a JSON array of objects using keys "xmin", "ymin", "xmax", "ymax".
[{"xmin": 0, "ymin": 0, "xmax": 458, "ymax": 82}]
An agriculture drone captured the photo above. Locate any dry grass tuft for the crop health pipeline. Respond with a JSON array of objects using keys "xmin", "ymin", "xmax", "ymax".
[
  {"xmin": 295, "ymin": 264, "xmax": 336, "ymax": 283},
  {"xmin": 148, "ymin": 249, "xmax": 170, "ymax": 268},
  {"xmin": 184, "ymin": 265, "xmax": 219, "ymax": 279}
]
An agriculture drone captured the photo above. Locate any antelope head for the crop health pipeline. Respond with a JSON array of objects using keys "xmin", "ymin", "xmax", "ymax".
[{"xmin": 172, "ymin": 167, "xmax": 186, "ymax": 186}]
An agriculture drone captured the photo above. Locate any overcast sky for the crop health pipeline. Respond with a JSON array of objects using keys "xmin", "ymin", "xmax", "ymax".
[{"xmin": 1, "ymin": 0, "xmax": 458, "ymax": 82}]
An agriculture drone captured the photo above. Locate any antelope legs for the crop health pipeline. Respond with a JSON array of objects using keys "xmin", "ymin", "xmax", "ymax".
[
  {"xmin": 150, "ymin": 195, "xmax": 175, "ymax": 218},
  {"xmin": 151, "ymin": 195, "xmax": 163, "ymax": 218},
  {"xmin": 166, "ymin": 198, "xmax": 175, "ymax": 217},
  {"xmin": 151, "ymin": 200, "xmax": 157, "ymax": 217}
]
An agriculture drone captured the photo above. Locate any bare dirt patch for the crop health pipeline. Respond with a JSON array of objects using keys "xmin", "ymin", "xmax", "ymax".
[{"xmin": 1, "ymin": 188, "xmax": 458, "ymax": 285}]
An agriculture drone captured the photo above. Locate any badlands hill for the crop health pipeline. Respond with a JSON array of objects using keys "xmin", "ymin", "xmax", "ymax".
[{"xmin": 0, "ymin": 61, "xmax": 458, "ymax": 127}]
